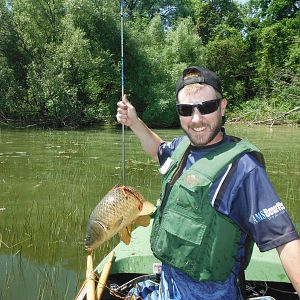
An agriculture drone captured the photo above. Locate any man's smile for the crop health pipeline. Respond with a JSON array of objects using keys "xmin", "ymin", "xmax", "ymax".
[{"xmin": 190, "ymin": 126, "xmax": 207, "ymax": 132}]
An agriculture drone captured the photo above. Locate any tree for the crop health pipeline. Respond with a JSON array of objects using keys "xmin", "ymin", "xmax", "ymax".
[
  {"xmin": 254, "ymin": 16, "xmax": 299, "ymax": 92},
  {"xmin": 9, "ymin": 0, "xmax": 66, "ymax": 58},
  {"xmin": 0, "ymin": 1, "xmax": 29, "ymax": 79},
  {"xmin": 0, "ymin": 55, "xmax": 21, "ymax": 118},
  {"xmin": 140, "ymin": 17, "xmax": 205, "ymax": 126},
  {"xmin": 124, "ymin": 0, "xmax": 194, "ymax": 26},
  {"xmin": 205, "ymin": 28, "xmax": 250, "ymax": 106},
  {"xmin": 252, "ymin": 0, "xmax": 300, "ymax": 21},
  {"xmin": 1, "ymin": 0, "xmax": 299, "ymax": 126},
  {"xmin": 26, "ymin": 17, "xmax": 118, "ymax": 126},
  {"xmin": 192, "ymin": 0, "xmax": 244, "ymax": 44}
]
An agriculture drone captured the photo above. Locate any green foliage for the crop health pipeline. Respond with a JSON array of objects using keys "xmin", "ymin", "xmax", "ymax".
[
  {"xmin": 204, "ymin": 28, "xmax": 249, "ymax": 105},
  {"xmin": 143, "ymin": 86, "xmax": 179, "ymax": 127},
  {"xmin": 124, "ymin": 0, "xmax": 194, "ymax": 26},
  {"xmin": 10, "ymin": 0, "xmax": 66, "ymax": 55},
  {"xmin": 126, "ymin": 16, "xmax": 205, "ymax": 127},
  {"xmin": 285, "ymin": 35, "xmax": 300, "ymax": 73},
  {"xmin": 67, "ymin": 0, "xmax": 120, "ymax": 57},
  {"xmin": 255, "ymin": 22, "xmax": 293, "ymax": 89},
  {"xmin": 164, "ymin": 17, "xmax": 204, "ymax": 65},
  {"xmin": 0, "ymin": 0, "xmax": 299, "ymax": 127},
  {"xmin": 192, "ymin": 0, "xmax": 244, "ymax": 44},
  {"xmin": 26, "ymin": 18, "xmax": 118, "ymax": 126},
  {"xmin": 0, "ymin": 56, "xmax": 22, "ymax": 117},
  {"xmin": 270, "ymin": 69, "xmax": 300, "ymax": 109},
  {"xmin": 228, "ymin": 67, "xmax": 300, "ymax": 123},
  {"xmin": 263, "ymin": 0, "xmax": 299, "ymax": 21}
]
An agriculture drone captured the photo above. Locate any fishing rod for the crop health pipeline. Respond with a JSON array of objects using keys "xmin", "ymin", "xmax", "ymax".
[{"xmin": 120, "ymin": 0, "xmax": 125, "ymax": 184}]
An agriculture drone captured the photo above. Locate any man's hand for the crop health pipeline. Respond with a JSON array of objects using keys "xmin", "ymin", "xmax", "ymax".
[
  {"xmin": 115, "ymin": 94, "xmax": 163, "ymax": 161},
  {"xmin": 116, "ymin": 94, "xmax": 138, "ymax": 127}
]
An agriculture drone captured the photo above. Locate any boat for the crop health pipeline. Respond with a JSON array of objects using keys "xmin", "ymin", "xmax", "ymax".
[{"xmin": 89, "ymin": 223, "xmax": 298, "ymax": 299}]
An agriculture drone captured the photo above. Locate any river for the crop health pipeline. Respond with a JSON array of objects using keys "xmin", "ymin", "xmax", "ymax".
[{"xmin": 0, "ymin": 125, "xmax": 299, "ymax": 299}]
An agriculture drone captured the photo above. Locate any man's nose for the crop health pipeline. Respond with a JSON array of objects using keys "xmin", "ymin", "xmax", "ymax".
[{"xmin": 191, "ymin": 108, "xmax": 203, "ymax": 122}]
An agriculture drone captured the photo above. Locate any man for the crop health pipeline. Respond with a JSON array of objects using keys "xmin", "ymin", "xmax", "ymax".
[{"xmin": 116, "ymin": 66, "xmax": 300, "ymax": 299}]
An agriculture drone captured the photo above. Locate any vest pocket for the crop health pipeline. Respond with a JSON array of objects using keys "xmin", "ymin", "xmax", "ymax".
[
  {"xmin": 175, "ymin": 173, "xmax": 211, "ymax": 213},
  {"xmin": 153, "ymin": 210, "xmax": 207, "ymax": 272},
  {"xmin": 163, "ymin": 210, "xmax": 205, "ymax": 244}
]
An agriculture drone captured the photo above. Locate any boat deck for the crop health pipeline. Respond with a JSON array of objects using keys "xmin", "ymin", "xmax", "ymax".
[{"xmin": 95, "ymin": 223, "xmax": 289, "ymax": 283}]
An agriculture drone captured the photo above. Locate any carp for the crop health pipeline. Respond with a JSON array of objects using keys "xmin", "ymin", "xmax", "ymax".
[{"xmin": 85, "ymin": 184, "xmax": 154, "ymax": 251}]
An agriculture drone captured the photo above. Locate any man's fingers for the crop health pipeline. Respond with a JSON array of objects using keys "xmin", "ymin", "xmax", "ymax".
[
  {"xmin": 116, "ymin": 94, "xmax": 135, "ymax": 126},
  {"xmin": 122, "ymin": 94, "xmax": 133, "ymax": 108},
  {"xmin": 116, "ymin": 103, "xmax": 129, "ymax": 124},
  {"xmin": 116, "ymin": 111, "xmax": 127, "ymax": 123}
]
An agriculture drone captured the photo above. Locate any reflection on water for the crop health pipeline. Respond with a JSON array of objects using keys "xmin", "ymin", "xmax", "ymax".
[
  {"xmin": 0, "ymin": 254, "xmax": 78, "ymax": 299},
  {"xmin": 0, "ymin": 125, "xmax": 299, "ymax": 299}
]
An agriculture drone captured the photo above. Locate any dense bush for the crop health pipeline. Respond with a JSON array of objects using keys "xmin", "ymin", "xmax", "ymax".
[{"xmin": 0, "ymin": 0, "xmax": 299, "ymax": 127}]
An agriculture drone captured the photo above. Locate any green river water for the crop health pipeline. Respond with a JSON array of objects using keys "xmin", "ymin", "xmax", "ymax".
[{"xmin": 0, "ymin": 125, "xmax": 299, "ymax": 299}]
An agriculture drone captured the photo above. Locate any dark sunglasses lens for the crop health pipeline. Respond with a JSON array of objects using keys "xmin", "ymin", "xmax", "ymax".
[
  {"xmin": 198, "ymin": 100, "xmax": 219, "ymax": 114},
  {"xmin": 176, "ymin": 105, "xmax": 193, "ymax": 116},
  {"xmin": 177, "ymin": 99, "xmax": 220, "ymax": 116}
]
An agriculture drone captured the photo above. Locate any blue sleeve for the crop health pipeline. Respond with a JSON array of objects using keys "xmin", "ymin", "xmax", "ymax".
[
  {"xmin": 158, "ymin": 137, "xmax": 184, "ymax": 167},
  {"xmin": 217, "ymin": 154, "xmax": 299, "ymax": 252}
]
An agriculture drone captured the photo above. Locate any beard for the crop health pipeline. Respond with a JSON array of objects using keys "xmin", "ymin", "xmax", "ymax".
[{"xmin": 182, "ymin": 115, "xmax": 223, "ymax": 147}]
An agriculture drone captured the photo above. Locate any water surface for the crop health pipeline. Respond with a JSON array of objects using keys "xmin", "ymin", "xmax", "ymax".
[{"xmin": 0, "ymin": 125, "xmax": 299, "ymax": 299}]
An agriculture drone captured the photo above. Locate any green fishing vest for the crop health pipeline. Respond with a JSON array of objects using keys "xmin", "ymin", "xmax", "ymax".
[{"xmin": 150, "ymin": 136, "xmax": 264, "ymax": 282}]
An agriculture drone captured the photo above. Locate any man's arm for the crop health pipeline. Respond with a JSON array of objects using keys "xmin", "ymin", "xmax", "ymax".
[
  {"xmin": 277, "ymin": 239, "xmax": 300, "ymax": 296},
  {"xmin": 116, "ymin": 95, "xmax": 163, "ymax": 161}
]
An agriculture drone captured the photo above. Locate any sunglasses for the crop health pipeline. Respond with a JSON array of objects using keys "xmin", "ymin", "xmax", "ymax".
[{"xmin": 176, "ymin": 98, "xmax": 222, "ymax": 117}]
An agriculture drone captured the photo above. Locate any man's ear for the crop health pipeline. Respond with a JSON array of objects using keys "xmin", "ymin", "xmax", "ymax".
[{"xmin": 220, "ymin": 98, "xmax": 227, "ymax": 115}]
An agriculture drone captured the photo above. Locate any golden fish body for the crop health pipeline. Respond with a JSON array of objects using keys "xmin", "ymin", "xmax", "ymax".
[{"xmin": 85, "ymin": 185, "xmax": 154, "ymax": 251}]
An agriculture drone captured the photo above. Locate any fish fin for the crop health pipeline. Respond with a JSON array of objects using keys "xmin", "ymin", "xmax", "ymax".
[
  {"xmin": 135, "ymin": 215, "xmax": 150, "ymax": 227},
  {"xmin": 138, "ymin": 201, "xmax": 155, "ymax": 216},
  {"xmin": 119, "ymin": 226, "xmax": 131, "ymax": 245}
]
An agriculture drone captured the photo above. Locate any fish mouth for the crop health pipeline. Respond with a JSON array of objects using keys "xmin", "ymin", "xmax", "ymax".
[
  {"xmin": 84, "ymin": 235, "xmax": 93, "ymax": 251},
  {"xmin": 84, "ymin": 235, "xmax": 100, "ymax": 252},
  {"xmin": 84, "ymin": 235, "xmax": 91, "ymax": 247},
  {"xmin": 85, "ymin": 245, "xmax": 93, "ymax": 252}
]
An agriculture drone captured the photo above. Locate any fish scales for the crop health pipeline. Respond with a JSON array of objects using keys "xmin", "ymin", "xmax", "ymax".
[
  {"xmin": 85, "ymin": 185, "xmax": 154, "ymax": 251},
  {"xmin": 96, "ymin": 187, "xmax": 140, "ymax": 230}
]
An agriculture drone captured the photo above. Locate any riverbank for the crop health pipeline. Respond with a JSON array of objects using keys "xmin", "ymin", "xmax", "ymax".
[
  {"xmin": 227, "ymin": 106, "xmax": 300, "ymax": 127},
  {"xmin": 1, "ymin": 105, "xmax": 299, "ymax": 130},
  {"xmin": 1, "ymin": 118, "xmax": 299, "ymax": 131}
]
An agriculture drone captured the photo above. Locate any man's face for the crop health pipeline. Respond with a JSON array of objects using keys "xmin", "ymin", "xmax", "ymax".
[{"xmin": 177, "ymin": 85, "xmax": 227, "ymax": 147}]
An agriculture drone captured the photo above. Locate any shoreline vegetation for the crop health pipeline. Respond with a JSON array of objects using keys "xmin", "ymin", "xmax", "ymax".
[
  {"xmin": 1, "ymin": 1, "xmax": 299, "ymax": 130},
  {"xmin": 0, "ymin": 118, "xmax": 299, "ymax": 130},
  {"xmin": 0, "ymin": 105, "xmax": 299, "ymax": 130},
  {"xmin": 228, "ymin": 105, "xmax": 300, "ymax": 127}
]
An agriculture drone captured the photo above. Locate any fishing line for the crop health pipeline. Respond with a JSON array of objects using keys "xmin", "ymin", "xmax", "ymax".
[{"xmin": 120, "ymin": 0, "xmax": 125, "ymax": 184}]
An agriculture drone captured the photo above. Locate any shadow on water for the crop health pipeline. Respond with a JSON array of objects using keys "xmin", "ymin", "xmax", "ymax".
[{"xmin": 0, "ymin": 125, "xmax": 299, "ymax": 299}]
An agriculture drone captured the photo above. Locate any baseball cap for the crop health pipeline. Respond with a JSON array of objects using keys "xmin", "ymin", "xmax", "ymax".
[{"xmin": 176, "ymin": 66, "xmax": 223, "ymax": 98}]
